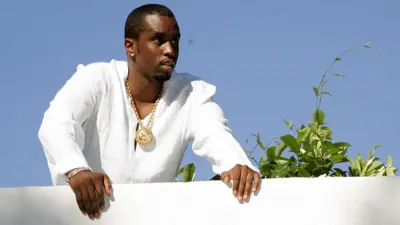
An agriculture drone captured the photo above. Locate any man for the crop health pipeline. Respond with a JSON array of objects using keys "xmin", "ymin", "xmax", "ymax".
[{"xmin": 38, "ymin": 3, "xmax": 261, "ymax": 220}]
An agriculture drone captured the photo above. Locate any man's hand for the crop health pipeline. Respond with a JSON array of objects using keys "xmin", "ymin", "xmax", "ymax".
[
  {"xmin": 221, "ymin": 164, "xmax": 261, "ymax": 201},
  {"xmin": 68, "ymin": 171, "xmax": 112, "ymax": 219}
]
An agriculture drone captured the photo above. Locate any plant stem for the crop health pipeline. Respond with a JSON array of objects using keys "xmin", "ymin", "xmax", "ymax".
[{"xmin": 315, "ymin": 45, "xmax": 366, "ymax": 110}]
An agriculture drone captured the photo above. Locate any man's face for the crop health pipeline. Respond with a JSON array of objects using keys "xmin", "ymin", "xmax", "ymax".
[{"xmin": 128, "ymin": 14, "xmax": 180, "ymax": 81}]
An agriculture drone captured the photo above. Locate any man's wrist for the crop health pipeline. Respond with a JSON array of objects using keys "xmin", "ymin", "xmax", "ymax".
[{"xmin": 66, "ymin": 167, "xmax": 92, "ymax": 183}]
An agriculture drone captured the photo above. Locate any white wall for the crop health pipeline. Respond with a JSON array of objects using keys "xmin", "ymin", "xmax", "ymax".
[{"xmin": 1, "ymin": 177, "xmax": 400, "ymax": 225}]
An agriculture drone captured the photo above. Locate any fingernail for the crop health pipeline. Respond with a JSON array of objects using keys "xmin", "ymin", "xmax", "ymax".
[
  {"xmin": 233, "ymin": 190, "xmax": 237, "ymax": 196},
  {"xmin": 243, "ymin": 195, "xmax": 248, "ymax": 200},
  {"xmin": 95, "ymin": 213, "xmax": 100, "ymax": 218},
  {"xmin": 252, "ymin": 188, "xmax": 256, "ymax": 192},
  {"xmin": 100, "ymin": 206, "xmax": 105, "ymax": 211},
  {"xmin": 238, "ymin": 196, "xmax": 242, "ymax": 200}
]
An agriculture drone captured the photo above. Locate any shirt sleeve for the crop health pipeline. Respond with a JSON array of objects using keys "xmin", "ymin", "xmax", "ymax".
[
  {"xmin": 186, "ymin": 80, "xmax": 259, "ymax": 175},
  {"xmin": 38, "ymin": 63, "xmax": 104, "ymax": 180}
]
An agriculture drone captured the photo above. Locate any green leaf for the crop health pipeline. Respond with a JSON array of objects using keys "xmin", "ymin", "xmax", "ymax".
[
  {"xmin": 355, "ymin": 154, "xmax": 366, "ymax": 174},
  {"xmin": 333, "ymin": 142, "xmax": 351, "ymax": 150},
  {"xmin": 313, "ymin": 87, "xmax": 319, "ymax": 96},
  {"xmin": 178, "ymin": 163, "xmax": 196, "ymax": 182},
  {"xmin": 259, "ymin": 160, "xmax": 270, "ymax": 176},
  {"xmin": 373, "ymin": 144, "xmax": 381, "ymax": 153},
  {"xmin": 272, "ymin": 163, "xmax": 291, "ymax": 178},
  {"xmin": 326, "ymin": 148, "xmax": 345, "ymax": 156},
  {"xmin": 319, "ymin": 126, "xmax": 332, "ymax": 140},
  {"xmin": 284, "ymin": 120, "xmax": 294, "ymax": 131},
  {"xmin": 297, "ymin": 127, "xmax": 311, "ymax": 142},
  {"xmin": 312, "ymin": 109, "xmax": 325, "ymax": 125},
  {"xmin": 297, "ymin": 167, "xmax": 311, "ymax": 177},
  {"xmin": 387, "ymin": 156, "xmax": 393, "ymax": 167},
  {"xmin": 332, "ymin": 73, "xmax": 345, "ymax": 77},
  {"xmin": 319, "ymin": 92, "xmax": 331, "ymax": 96},
  {"xmin": 266, "ymin": 146, "xmax": 276, "ymax": 162},
  {"xmin": 386, "ymin": 167, "xmax": 395, "ymax": 176},
  {"xmin": 367, "ymin": 161, "xmax": 384, "ymax": 175},
  {"xmin": 276, "ymin": 142, "xmax": 287, "ymax": 157},
  {"xmin": 335, "ymin": 56, "xmax": 341, "ymax": 61},
  {"xmin": 302, "ymin": 139, "xmax": 312, "ymax": 153},
  {"xmin": 316, "ymin": 140, "xmax": 322, "ymax": 157},
  {"xmin": 361, "ymin": 158, "xmax": 376, "ymax": 176},
  {"xmin": 276, "ymin": 157, "xmax": 290, "ymax": 165},
  {"xmin": 209, "ymin": 174, "xmax": 221, "ymax": 180},
  {"xmin": 331, "ymin": 168, "xmax": 347, "ymax": 177},
  {"xmin": 280, "ymin": 135, "xmax": 301, "ymax": 153},
  {"xmin": 348, "ymin": 158, "xmax": 359, "ymax": 176},
  {"xmin": 329, "ymin": 155, "xmax": 349, "ymax": 164},
  {"xmin": 376, "ymin": 168, "xmax": 386, "ymax": 176},
  {"xmin": 333, "ymin": 142, "xmax": 351, "ymax": 148},
  {"xmin": 252, "ymin": 134, "xmax": 266, "ymax": 150}
]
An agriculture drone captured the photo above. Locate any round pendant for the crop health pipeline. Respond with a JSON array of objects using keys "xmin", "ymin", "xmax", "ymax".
[{"xmin": 135, "ymin": 128, "xmax": 153, "ymax": 146}]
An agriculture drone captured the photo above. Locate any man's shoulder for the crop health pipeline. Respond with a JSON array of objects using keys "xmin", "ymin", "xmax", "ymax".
[
  {"xmin": 170, "ymin": 72, "xmax": 217, "ymax": 101},
  {"xmin": 75, "ymin": 59, "xmax": 124, "ymax": 70},
  {"xmin": 71, "ymin": 59, "xmax": 126, "ymax": 83}
]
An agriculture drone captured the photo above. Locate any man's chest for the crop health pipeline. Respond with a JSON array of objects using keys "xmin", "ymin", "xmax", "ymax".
[
  {"xmin": 133, "ymin": 102, "xmax": 157, "ymax": 121},
  {"xmin": 95, "ymin": 93, "xmax": 190, "ymax": 144}
]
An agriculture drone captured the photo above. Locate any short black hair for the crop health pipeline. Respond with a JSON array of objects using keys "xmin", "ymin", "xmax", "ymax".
[{"xmin": 124, "ymin": 4, "xmax": 175, "ymax": 39}]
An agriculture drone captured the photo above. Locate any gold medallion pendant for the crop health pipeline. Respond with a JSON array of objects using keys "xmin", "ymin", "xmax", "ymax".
[
  {"xmin": 135, "ymin": 128, "xmax": 153, "ymax": 146},
  {"xmin": 125, "ymin": 78, "xmax": 164, "ymax": 147}
]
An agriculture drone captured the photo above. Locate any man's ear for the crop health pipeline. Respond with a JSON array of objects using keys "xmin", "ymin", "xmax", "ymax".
[{"xmin": 124, "ymin": 38, "xmax": 137, "ymax": 56}]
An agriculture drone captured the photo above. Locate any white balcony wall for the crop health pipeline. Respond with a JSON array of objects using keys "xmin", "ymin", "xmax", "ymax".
[{"xmin": 1, "ymin": 177, "xmax": 399, "ymax": 225}]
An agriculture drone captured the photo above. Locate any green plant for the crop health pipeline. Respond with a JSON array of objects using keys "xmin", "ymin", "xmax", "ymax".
[
  {"xmin": 176, "ymin": 163, "xmax": 196, "ymax": 182},
  {"xmin": 245, "ymin": 42, "xmax": 396, "ymax": 178},
  {"xmin": 177, "ymin": 42, "xmax": 396, "ymax": 181}
]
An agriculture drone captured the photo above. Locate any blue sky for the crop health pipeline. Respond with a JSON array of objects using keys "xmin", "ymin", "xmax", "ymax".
[{"xmin": 0, "ymin": 1, "xmax": 398, "ymax": 187}]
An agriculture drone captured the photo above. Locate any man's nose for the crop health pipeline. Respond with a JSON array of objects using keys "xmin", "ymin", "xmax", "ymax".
[{"xmin": 163, "ymin": 41, "xmax": 178, "ymax": 57}]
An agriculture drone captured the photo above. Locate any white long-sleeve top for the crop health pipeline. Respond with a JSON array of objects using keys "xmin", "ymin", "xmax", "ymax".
[{"xmin": 38, "ymin": 60, "xmax": 258, "ymax": 185}]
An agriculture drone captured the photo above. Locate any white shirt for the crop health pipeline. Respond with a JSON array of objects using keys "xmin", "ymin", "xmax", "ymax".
[{"xmin": 38, "ymin": 60, "xmax": 258, "ymax": 185}]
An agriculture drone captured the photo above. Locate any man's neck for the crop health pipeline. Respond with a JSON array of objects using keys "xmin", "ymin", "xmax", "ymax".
[{"xmin": 126, "ymin": 69, "xmax": 163, "ymax": 104}]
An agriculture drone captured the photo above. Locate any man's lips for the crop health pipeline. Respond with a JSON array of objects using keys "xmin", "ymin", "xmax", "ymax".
[{"xmin": 160, "ymin": 59, "xmax": 175, "ymax": 68}]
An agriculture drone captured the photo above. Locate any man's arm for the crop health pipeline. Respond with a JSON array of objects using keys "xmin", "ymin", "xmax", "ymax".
[
  {"xmin": 38, "ymin": 64, "xmax": 99, "ymax": 176},
  {"xmin": 38, "ymin": 63, "xmax": 111, "ymax": 219},
  {"xmin": 186, "ymin": 81, "xmax": 261, "ymax": 201}
]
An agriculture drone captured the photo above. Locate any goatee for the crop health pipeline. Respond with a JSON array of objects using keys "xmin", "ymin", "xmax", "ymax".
[{"xmin": 154, "ymin": 74, "xmax": 171, "ymax": 82}]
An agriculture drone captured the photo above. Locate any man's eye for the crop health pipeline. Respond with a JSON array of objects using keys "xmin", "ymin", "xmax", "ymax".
[
  {"xmin": 171, "ymin": 38, "xmax": 179, "ymax": 45},
  {"xmin": 155, "ymin": 37, "xmax": 162, "ymax": 44}
]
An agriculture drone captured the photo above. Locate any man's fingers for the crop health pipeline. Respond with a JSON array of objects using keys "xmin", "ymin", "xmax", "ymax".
[
  {"xmin": 232, "ymin": 167, "xmax": 241, "ymax": 196},
  {"xmin": 74, "ymin": 189, "xmax": 86, "ymax": 214},
  {"xmin": 94, "ymin": 179, "xmax": 105, "ymax": 211},
  {"xmin": 253, "ymin": 172, "xmax": 261, "ymax": 192},
  {"xmin": 221, "ymin": 165, "xmax": 261, "ymax": 202},
  {"xmin": 68, "ymin": 171, "xmax": 113, "ymax": 220},
  {"xmin": 80, "ymin": 186, "xmax": 93, "ymax": 218},
  {"xmin": 103, "ymin": 175, "xmax": 112, "ymax": 196},
  {"xmin": 238, "ymin": 167, "xmax": 248, "ymax": 200},
  {"xmin": 87, "ymin": 184, "xmax": 99, "ymax": 219},
  {"xmin": 220, "ymin": 172, "xmax": 230, "ymax": 184},
  {"xmin": 243, "ymin": 172, "xmax": 254, "ymax": 200}
]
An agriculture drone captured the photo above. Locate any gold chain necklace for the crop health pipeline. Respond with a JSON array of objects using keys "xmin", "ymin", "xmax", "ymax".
[{"xmin": 125, "ymin": 79, "xmax": 164, "ymax": 146}]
